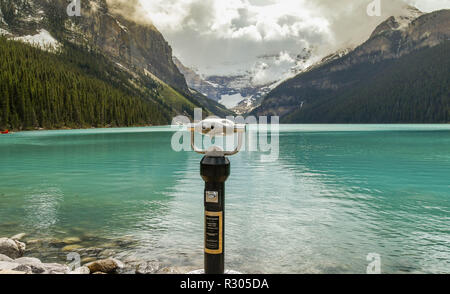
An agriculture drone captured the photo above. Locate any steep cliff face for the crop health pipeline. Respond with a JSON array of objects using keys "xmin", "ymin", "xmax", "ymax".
[
  {"xmin": 0, "ymin": 0, "xmax": 188, "ymax": 91},
  {"xmin": 69, "ymin": 1, "xmax": 189, "ymax": 92},
  {"xmin": 69, "ymin": 0, "xmax": 190, "ymax": 92},
  {"xmin": 254, "ymin": 9, "xmax": 450, "ymax": 122},
  {"xmin": 173, "ymin": 56, "xmax": 219, "ymax": 99}
]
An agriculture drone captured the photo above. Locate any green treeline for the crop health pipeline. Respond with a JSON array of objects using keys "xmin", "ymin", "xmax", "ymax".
[
  {"xmin": 271, "ymin": 42, "xmax": 450, "ymax": 123},
  {"xmin": 0, "ymin": 37, "xmax": 169, "ymax": 130}
]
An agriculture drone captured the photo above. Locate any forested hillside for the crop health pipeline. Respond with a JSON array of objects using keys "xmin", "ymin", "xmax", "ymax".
[
  {"xmin": 282, "ymin": 42, "xmax": 450, "ymax": 123},
  {"xmin": 0, "ymin": 37, "xmax": 169, "ymax": 130}
]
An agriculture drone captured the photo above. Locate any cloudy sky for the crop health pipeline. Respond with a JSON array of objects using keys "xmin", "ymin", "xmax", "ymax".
[{"xmin": 127, "ymin": 0, "xmax": 450, "ymax": 76}]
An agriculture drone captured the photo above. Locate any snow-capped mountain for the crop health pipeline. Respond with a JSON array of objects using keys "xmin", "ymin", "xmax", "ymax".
[
  {"xmin": 174, "ymin": 4, "xmax": 429, "ymax": 115},
  {"xmin": 175, "ymin": 48, "xmax": 318, "ymax": 114},
  {"xmin": 370, "ymin": 5, "xmax": 423, "ymax": 37},
  {"xmin": 253, "ymin": 7, "xmax": 450, "ymax": 123}
]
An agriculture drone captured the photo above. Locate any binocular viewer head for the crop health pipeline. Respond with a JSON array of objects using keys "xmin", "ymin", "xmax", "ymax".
[
  {"xmin": 188, "ymin": 118, "xmax": 246, "ymax": 156},
  {"xmin": 188, "ymin": 118, "xmax": 245, "ymax": 137}
]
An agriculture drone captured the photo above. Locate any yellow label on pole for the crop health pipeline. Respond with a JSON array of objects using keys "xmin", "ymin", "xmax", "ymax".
[{"xmin": 205, "ymin": 211, "xmax": 223, "ymax": 254}]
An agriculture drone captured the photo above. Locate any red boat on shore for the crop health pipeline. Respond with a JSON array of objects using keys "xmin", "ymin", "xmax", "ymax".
[{"xmin": 1, "ymin": 130, "xmax": 9, "ymax": 134}]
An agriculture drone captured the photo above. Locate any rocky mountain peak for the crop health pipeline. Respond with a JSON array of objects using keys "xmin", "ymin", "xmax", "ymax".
[{"xmin": 370, "ymin": 5, "xmax": 423, "ymax": 38}]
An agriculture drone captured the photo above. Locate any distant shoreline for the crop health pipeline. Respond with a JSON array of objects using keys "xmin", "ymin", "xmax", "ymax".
[
  {"xmin": 5, "ymin": 123, "xmax": 450, "ymax": 132},
  {"xmin": 3, "ymin": 122, "xmax": 450, "ymax": 134},
  {"xmin": 3, "ymin": 124, "xmax": 156, "ymax": 133}
]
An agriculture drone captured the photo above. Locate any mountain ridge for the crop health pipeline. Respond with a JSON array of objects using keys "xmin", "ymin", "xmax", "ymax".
[{"xmin": 253, "ymin": 9, "xmax": 450, "ymax": 123}]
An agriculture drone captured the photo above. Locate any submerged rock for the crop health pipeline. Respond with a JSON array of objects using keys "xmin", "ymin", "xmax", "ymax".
[
  {"xmin": 157, "ymin": 266, "xmax": 193, "ymax": 274},
  {"xmin": 81, "ymin": 257, "xmax": 97, "ymax": 264},
  {"xmin": 136, "ymin": 261, "xmax": 162, "ymax": 274},
  {"xmin": 77, "ymin": 247, "xmax": 103, "ymax": 256},
  {"xmin": 47, "ymin": 238, "xmax": 66, "ymax": 247},
  {"xmin": 99, "ymin": 242, "xmax": 117, "ymax": 249},
  {"xmin": 62, "ymin": 237, "xmax": 82, "ymax": 245},
  {"xmin": 114, "ymin": 239, "xmax": 136, "ymax": 247},
  {"xmin": 62, "ymin": 244, "xmax": 83, "ymax": 252},
  {"xmin": 98, "ymin": 249, "xmax": 116, "ymax": 259},
  {"xmin": 26, "ymin": 239, "xmax": 42, "ymax": 246},
  {"xmin": 0, "ymin": 238, "xmax": 26, "ymax": 259},
  {"xmin": 11, "ymin": 233, "xmax": 27, "ymax": 241}
]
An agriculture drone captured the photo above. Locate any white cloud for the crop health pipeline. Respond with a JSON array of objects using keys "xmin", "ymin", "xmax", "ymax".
[
  {"xmin": 404, "ymin": 0, "xmax": 450, "ymax": 12},
  {"xmin": 132, "ymin": 0, "xmax": 449, "ymax": 76},
  {"xmin": 137, "ymin": 0, "xmax": 331, "ymax": 75}
]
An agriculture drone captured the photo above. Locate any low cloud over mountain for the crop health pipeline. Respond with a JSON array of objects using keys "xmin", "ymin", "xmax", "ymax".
[{"xmin": 118, "ymin": 0, "xmax": 450, "ymax": 76}]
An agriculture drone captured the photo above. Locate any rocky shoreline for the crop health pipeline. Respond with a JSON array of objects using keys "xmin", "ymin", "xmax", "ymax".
[{"xmin": 0, "ymin": 234, "xmax": 193, "ymax": 274}]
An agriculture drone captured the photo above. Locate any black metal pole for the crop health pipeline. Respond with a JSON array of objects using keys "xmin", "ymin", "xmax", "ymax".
[{"xmin": 200, "ymin": 155, "xmax": 230, "ymax": 274}]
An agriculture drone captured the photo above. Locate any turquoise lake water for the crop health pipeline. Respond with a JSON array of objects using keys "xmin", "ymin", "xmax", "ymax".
[{"xmin": 0, "ymin": 125, "xmax": 449, "ymax": 273}]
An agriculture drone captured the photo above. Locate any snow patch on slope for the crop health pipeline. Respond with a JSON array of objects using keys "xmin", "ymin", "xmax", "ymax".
[
  {"xmin": 396, "ymin": 6, "xmax": 424, "ymax": 29},
  {"xmin": 13, "ymin": 29, "xmax": 61, "ymax": 51},
  {"xmin": 219, "ymin": 93, "xmax": 248, "ymax": 109}
]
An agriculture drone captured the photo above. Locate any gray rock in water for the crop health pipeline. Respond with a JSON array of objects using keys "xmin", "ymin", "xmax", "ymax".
[
  {"xmin": 78, "ymin": 247, "xmax": 103, "ymax": 256},
  {"xmin": 0, "ymin": 254, "xmax": 13, "ymax": 262},
  {"xmin": 112, "ymin": 258, "xmax": 124, "ymax": 269},
  {"xmin": 69, "ymin": 266, "xmax": 90, "ymax": 274},
  {"xmin": 98, "ymin": 249, "xmax": 116, "ymax": 259},
  {"xmin": 0, "ymin": 261, "xmax": 21, "ymax": 271},
  {"xmin": 0, "ymin": 238, "xmax": 26, "ymax": 259},
  {"xmin": 136, "ymin": 261, "xmax": 162, "ymax": 274},
  {"xmin": 10, "ymin": 233, "xmax": 27, "ymax": 241},
  {"xmin": 157, "ymin": 266, "xmax": 194, "ymax": 274}
]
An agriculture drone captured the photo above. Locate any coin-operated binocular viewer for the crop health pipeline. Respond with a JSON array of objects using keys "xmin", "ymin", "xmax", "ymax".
[{"xmin": 189, "ymin": 118, "xmax": 245, "ymax": 274}]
